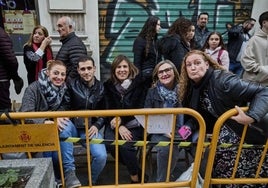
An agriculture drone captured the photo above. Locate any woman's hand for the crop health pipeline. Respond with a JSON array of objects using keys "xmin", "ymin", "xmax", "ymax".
[
  {"xmin": 110, "ymin": 117, "xmax": 121, "ymax": 129},
  {"xmin": 231, "ymin": 105, "xmax": 255, "ymax": 125},
  {"xmin": 119, "ymin": 126, "xmax": 133, "ymax": 141}
]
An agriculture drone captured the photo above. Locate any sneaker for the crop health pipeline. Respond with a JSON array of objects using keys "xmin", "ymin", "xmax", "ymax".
[{"xmin": 65, "ymin": 170, "xmax": 81, "ymax": 188}]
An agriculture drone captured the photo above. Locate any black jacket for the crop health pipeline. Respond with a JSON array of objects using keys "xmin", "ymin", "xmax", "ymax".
[
  {"xmin": 158, "ymin": 34, "xmax": 190, "ymax": 72},
  {"xmin": 56, "ymin": 32, "xmax": 87, "ymax": 78},
  {"xmin": 67, "ymin": 77, "xmax": 105, "ymax": 130},
  {"xmin": 0, "ymin": 27, "xmax": 20, "ymax": 81},
  {"xmin": 183, "ymin": 69, "xmax": 268, "ymax": 143},
  {"xmin": 23, "ymin": 45, "xmax": 52, "ymax": 85},
  {"xmin": 133, "ymin": 36, "xmax": 161, "ymax": 79},
  {"xmin": 227, "ymin": 25, "xmax": 251, "ymax": 60},
  {"xmin": 103, "ymin": 77, "xmax": 147, "ymax": 134}
]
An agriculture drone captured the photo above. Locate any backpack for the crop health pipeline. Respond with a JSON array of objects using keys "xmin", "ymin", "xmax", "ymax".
[{"xmin": 217, "ymin": 49, "xmax": 224, "ymax": 65}]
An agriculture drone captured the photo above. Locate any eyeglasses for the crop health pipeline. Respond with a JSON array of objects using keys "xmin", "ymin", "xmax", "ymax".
[{"xmin": 158, "ymin": 67, "xmax": 173, "ymax": 75}]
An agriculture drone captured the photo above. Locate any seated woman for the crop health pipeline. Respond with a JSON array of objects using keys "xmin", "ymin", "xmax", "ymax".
[
  {"xmin": 103, "ymin": 54, "xmax": 148, "ymax": 183},
  {"xmin": 144, "ymin": 60, "xmax": 186, "ymax": 182},
  {"xmin": 179, "ymin": 50, "xmax": 268, "ymax": 187},
  {"xmin": 19, "ymin": 60, "xmax": 81, "ymax": 188}
]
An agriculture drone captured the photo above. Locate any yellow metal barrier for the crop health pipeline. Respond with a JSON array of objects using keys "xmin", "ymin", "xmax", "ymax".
[
  {"xmin": 0, "ymin": 117, "xmax": 65, "ymax": 187},
  {"xmin": 0, "ymin": 108, "xmax": 206, "ymax": 188},
  {"xmin": 203, "ymin": 107, "xmax": 268, "ymax": 187}
]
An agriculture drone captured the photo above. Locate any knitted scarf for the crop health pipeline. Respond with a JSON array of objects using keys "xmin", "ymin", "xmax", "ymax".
[
  {"xmin": 38, "ymin": 69, "xmax": 67, "ymax": 111},
  {"xmin": 157, "ymin": 81, "xmax": 178, "ymax": 107},
  {"xmin": 33, "ymin": 43, "xmax": 53, "ymax": 80}
]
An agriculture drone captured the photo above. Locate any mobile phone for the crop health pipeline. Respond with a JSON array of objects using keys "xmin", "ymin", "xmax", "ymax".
[{"xmin": 178, "ymin": 126, "xmax": 192, "ymax": 140}]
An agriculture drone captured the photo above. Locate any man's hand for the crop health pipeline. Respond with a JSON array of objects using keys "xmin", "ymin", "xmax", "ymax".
[
  {"xmin": 119, "ymin": 126, "xmax": 133, "ymax": 141},
  {"xmin": 88, "ymin": 125, "xmax": 98, "ymax": 139},
  {"xmin": 57, "ymin": 117, "xmax": 70, "ymax": 132},
  {"xmin": 231, "ymin": 105, "xmax": 254, "ymax": 125}
]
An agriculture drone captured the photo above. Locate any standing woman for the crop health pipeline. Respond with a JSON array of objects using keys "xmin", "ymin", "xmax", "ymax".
[
  {"xmin": 133, "ymin": 15, "xmax": 162, "ymax": 88},
  {"xmin": 201, "ymin": 31, "xmax": 230, "ymax": 70},
  {"xmin": 144, "ymin": 60, "xmax": 185, "ymax": 182},
  {"xmin": 158, "ymin": 17, "xmax": 195, "ymax": 72},
  {"xmin": 23, "ymin": 25, "xmax": 53, "ymax": 85},
  {"xmin": 103, "ymin": 55, "xmax": 148, "ymax": 183}
]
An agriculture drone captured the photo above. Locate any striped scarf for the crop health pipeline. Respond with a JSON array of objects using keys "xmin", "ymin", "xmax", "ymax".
[{"xmin": 38, "ymin": 69, "xmax": 67, "ymax": 110}]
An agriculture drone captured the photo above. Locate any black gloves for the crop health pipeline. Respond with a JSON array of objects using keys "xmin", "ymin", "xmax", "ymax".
[{"xmin": 13, "ymin": 76, "xmax": 24, "ymax": 94}]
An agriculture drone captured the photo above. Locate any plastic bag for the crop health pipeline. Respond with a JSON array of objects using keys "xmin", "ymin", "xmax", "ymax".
[{"xmin": 176, "ymin": 162, "xmax": 204, "ymax": 188}]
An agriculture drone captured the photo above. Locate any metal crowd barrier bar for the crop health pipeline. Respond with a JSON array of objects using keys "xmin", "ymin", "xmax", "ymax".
[
  {"xmin": 203, "ymin": 107, "xmax": 268, "ymax": 187},
  {"xmin": 0, "ymin": 108, "xmax": 206, "ymax": 188}
]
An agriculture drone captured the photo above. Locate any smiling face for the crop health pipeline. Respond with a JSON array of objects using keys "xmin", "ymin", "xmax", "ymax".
[
  {"xmin": 77, "ymin": 60, "xmax": 96, "ymax": 84},
  {"xmin": 46, "ymin": 65, "xmax": 66, "ymax": 87},
  {"xmin": 157, "ymin": 63, "xmax": 175, "ymax": 89},
  {"xmin": 185, "ymin": 53, "xmax": 209, "ymax": 83},
  {"xmin": 115, "ymin": 60, "xmax": 130, "ymax": 82},
  {"xmin": 197, "ymin": 14, "xmax": 208, "ymax": 28}
]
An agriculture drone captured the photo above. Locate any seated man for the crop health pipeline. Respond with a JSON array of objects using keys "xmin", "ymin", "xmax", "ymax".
[{"xmin": 64, "ymin": 55, "xmax": 107, "ymax": 185}]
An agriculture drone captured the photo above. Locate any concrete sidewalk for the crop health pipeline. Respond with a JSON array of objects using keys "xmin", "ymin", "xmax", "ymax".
[{"xmin": 74, "ymin": 145, "xmax": 192, "ymax": 186}]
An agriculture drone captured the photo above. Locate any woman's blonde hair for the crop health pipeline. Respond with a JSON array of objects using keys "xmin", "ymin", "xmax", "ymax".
[{"xmin": 179, "ymin": 50, "xmax": 225, "ymax": 102}]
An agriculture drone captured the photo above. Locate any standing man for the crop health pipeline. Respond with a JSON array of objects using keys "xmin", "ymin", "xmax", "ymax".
[
  {"xmin": 241, "ymin": 11, "xmax": 268, "ymax": 86},
  {"xmin": 0, "ymin": 27, "xmax": 24, "ymax": 112},
  {"xmin": 194, "ymin": 12, "xmax": 211, "ymax": 49},
  {"xmin": 65, "ymin": 56, "xmax": 107, "ymax": 185},
  {"xmin": 227, "ymin": 18, "xmax": 256, "ymax": 76},
  {"xmin": 56, "ymin": 16, "xmax": 87, "ymax": 79}
]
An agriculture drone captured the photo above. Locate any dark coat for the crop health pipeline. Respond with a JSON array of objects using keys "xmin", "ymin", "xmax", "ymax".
[
  {"xmin": 103, "ymin": 77, "xmax": 147, "ymax": 138},
  {"xmin": 56, "ymin": 32, "xmax": 87, "ymax": 78},
  {"xmin": 158, "ymin": 34, "xmax": 190, "ymax": 72},
  {"xmin": 133, "ymin": 36, "xmax": 161, "ymax": 80},
  {"xmin": 67, "ymin": 77, "xmax": 105, "ymax": 130},
  {"xmin": 23, "ymin": 45, "xmax": 52, "ymax": 85},
  {"xmin": 0, "ymin": 27, "xmax": 20, "ymax": 81},
  {"xmin": 183, "ymin": 69, "xmax": 268, "ymax": 143},
  {"xmin": 227, "ymin": 25, "xmax": 251, "ymax": 60}
]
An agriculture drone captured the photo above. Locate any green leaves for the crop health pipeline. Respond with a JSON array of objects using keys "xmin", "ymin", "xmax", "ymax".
[{"xmin": 0, "ymin": 169, "xmax": 19, "ymax": 186}]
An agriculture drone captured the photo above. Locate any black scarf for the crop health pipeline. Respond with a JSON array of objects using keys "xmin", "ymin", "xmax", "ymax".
[{"xmin": 189, "ymin": 67, "xmax": 213, "ymax": 110}]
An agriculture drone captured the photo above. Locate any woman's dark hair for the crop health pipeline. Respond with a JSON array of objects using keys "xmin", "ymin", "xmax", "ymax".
[
  {"xmin": 138, "ymin": 15, "xmax": 160, "ymax": 57},
  {"xmin": 168, "ymin": 17, "xmax": 195, "ymax": 48},
  {"xmin": 110, "ymin": 54, "xmax": 139, "ymax": 83},
  {"xmin": 201, "ymin": 31, "xmax": 226, "ymax": 51}
]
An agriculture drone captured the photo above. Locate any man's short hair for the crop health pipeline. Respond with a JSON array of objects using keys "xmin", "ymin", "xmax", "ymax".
[
  {"xmin": 198, "ymin": 12, "xmax": 209, "ymax": 19},
  {"xmin": 259, "ymin": 11, "xmax": 268, "ymax": 28},
  {"xmin": 77, "ymin": 56, "xmax": 95, "ymax": 66},
  {"xmin": 243, "ymin": 18, "xmax": 256, "ymax": 24}
]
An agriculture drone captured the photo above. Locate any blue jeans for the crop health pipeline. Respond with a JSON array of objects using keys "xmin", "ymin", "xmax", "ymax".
[
  {"xmin": 151, "ymin": 134, "xmax": 180, "ymax": 182},
  {"xmin": 229, "ymin": 59, "xmax": 243, "ymax": 77},
  {"xmin": 59, "ymin": 120, "xmax": 107, "ymax": 184}
]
